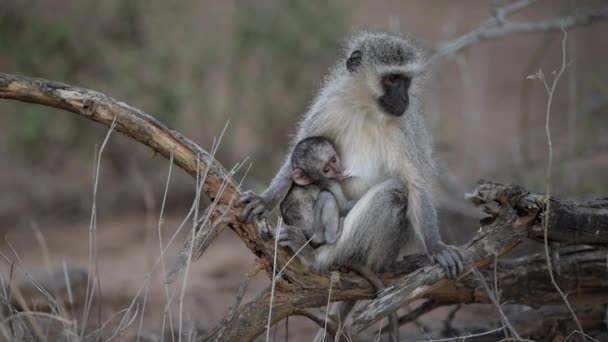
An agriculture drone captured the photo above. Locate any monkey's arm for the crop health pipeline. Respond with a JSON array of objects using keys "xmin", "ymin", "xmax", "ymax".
[
  {"xmin": 408, "ymin": 184, "xmax": 464, "ymax": 278},
  {"xmin": 326, "ymin": 182, "xmax": 356, "ymax": 216},
  {"xmin": 239, "ymin": 159, "xmax": 293, "ymax": 222},
  {"xmin": 313, "ymin": 191, "xmax": 342, "ymax": 245},
  {"xmin": 239, "ymin": 112, "xmax": 322, "ymax": 222},
  {"xmin": 340, "ymin": 200, "xmax": 357, "ymax": 216}
]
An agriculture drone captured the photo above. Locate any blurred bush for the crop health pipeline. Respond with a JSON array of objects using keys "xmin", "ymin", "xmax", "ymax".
[
  {"xmin": 228, "ymin": 0, "xmax": 348, "ymax": 177},
  {"xmin": 0, "ymin": 0, "xmax": 348, "ymax": 180}
]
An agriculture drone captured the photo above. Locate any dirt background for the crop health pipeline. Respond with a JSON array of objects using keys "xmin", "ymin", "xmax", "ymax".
[{"xmin": 1, "ymin": 0, "xmax": 607, "ymax": 340}]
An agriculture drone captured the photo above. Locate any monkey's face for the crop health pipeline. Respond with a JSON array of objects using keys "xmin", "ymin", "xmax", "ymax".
[
  {"xmin": 291, "ymin": 138, "xmax": 350, "ymax": 185},
  {"xmin": 308, "ymin": 143, "xmax": 349, "ymax": 182},
  {"xmin": 290, "ymin": 151, "xmax": 348, "ymax": 186},
  {"xmin": 377, "ymin": 73, "xmax": 411, "ymax": 117},
  {"xmin": 318, "ymin": 152, "xmax": 350, "ymax": 182},
  {"xmin": 345, "ymin": 32, "xmax": 423, "ymax": 117}
]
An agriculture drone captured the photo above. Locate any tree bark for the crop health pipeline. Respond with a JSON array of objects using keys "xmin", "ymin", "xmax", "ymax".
[{"xmin": 3, "ymin": 74, "xmax": 608, "ymax": 341}]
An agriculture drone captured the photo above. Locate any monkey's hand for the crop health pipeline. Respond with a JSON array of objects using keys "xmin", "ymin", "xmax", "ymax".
[
  {"xmin": 427, "ymin": 242, "xmax": 464, "ymax": 279},
  {"xmin": 238, "ymin": 190, "xmax": 274, "ymax": 222}
]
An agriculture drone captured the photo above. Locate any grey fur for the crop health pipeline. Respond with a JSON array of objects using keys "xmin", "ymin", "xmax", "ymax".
[
  {"xmin": 239, "ymin": 31, "xmax": 464, "ymax": 339},
  {"xmin": 280, "ymin": 137, "xmax": 351, "ymax": 246}
]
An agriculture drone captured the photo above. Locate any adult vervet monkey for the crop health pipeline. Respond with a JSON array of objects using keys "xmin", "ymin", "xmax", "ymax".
[
  {"xmin": 240, "ymin": 31, "xmax": 463, "ymax": 275},
  {"xmin": 239, "ymin": 31, "xmax": 464, "ymax": 337}
]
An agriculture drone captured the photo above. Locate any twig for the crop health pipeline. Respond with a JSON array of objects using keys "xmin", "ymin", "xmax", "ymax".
[
  {"xmin": 471, "ymin": 267, "xmax": 521, "ymax": 340},
  {"xmin": 275, "ymin": 234, "xmax": 317, "ymax": 278},
  {"xmin": 320, "ymin": 272, "xmax": 336, "ymax": 342},
  {"xmin": 292, "ymin": 310, "xmax": 339, "ymax": 337},
  {"xmin": 108, "ymin": 159, "xmax": 244, "ymax": 338},
  {"xmin": 441, "ymin": 304, "xmax": 462, "ymax": 337},
  {"xmin": 81, "ymin": 116, "xmax": 117, "ymax": 338},
  {"xmin": 537, "ymin": 27, "xmax": 586, "ymax": 341},
  {"xmin": 135, "ymin": 283, "xmax": 150, "ymax": 342},
  {"xmin": 157, "ymin": 152, "xmax": 176, "ymax": 342},
  {"xmin": 563, "ymin": 330, "xmax": 600, "ymax": 342},
  {"xmin": 266, "ymin": 218, "xmax": 283, "ymax": 342},
  {"xmin": 399, "ymin": 300, "xmax": 442, "ymax": 327},
  {"xmin": 415, "ymin": 325, "xmax": 506, "ymax": 342},
  {"xmin": 178, "ymin": 154, "xmax": 204, "ymax": 342},
  {"xmin": 217, "ymin": 263, "xmax": 263, "ymax": 340},
  {"xmin": 492, "ymin": 253, "xmax": 508, "ymax": 338},
  {"xmin": 431, "ymin": 5, "xmax": 608, "ymax": 63}
]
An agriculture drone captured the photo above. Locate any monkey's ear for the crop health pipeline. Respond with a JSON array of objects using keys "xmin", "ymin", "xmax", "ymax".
[
  {"xmin": 291, "ymin": 169, "xmax": 313, "ymax": 186},
  {"xmin": 346, "ymin": 50, "xmax": 362, "ymax": 72}
]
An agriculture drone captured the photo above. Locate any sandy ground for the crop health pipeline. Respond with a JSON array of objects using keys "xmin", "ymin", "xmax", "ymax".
[
  {"xmin": 0, "ymin": 212, "xmax": 503, "ymax": 341},
  {"xmin": 0, "ymin": 214, "xmax": 330, "ymax": 340}
]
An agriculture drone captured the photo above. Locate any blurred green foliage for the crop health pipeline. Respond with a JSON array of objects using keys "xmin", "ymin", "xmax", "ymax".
[
  {"xmin": 0, "ymin": 0, "xmax": 349, "ymax": 177},
  {"xmin": 0, "ymin": 0, "xmax": 191, "ymax": 159},
  {"xmin": 231, "ymin": 0, "xmax": 348, "ymax": 176}
]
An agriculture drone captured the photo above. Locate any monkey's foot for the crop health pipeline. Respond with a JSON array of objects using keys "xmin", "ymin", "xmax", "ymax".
[
  {"xmin": 428, "ymin": 243, "xmax": 464, "ymax": 279},
  {"xmin": 276, "ymin": 224, "xmax": 309, "ymax": 252}
]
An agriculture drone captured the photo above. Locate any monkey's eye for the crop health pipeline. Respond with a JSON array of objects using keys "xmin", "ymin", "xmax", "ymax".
[
  {"xmin": 323, "ymin": 167, "xmax": 330, "ymax": 173},
  {"xmin": 330, "ymin": 157, "xmax": 337, "ymax": 163}
]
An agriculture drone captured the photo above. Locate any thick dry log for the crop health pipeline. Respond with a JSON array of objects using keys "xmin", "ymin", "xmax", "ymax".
[
  {"xmin": 398, "ymin": 305, "xmax": 606, "ymax": 341},
  {"xmin": 429, "ymin": 246, "xmax": 608, "ymax": 307},
  {"xmin": 202, "ymin": 287, "xmax": 327, "ymax": 342},
  {"xmin": 351, "ymin": 182, "xmax": 608, "ymax": 332},
  {"xmin": 350, "ymin": 182, "xmax": 534, "ymax": 332},
  {"xmin": 531, "ymin": 198, "xmax": 608, "ymax": 245},
  {"xmin": 473, "ymin": 183, "xmax": 608, "ymax": 245}
]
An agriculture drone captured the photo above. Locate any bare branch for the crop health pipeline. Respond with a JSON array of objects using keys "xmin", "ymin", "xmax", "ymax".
[
  {"xmin": 351, "ymin": 180, "xmax": 608, "ymax": 332},
  {"xmin": 537, "ymin": 27, "xmax": 586, "ymax": 340},
  {"xmin": 431, "ymin": 5, "xmax": 608, "ymax": 62},
  {"xmin": 4, "ymin": 73, "xmax": 608, "ymax": 341}
]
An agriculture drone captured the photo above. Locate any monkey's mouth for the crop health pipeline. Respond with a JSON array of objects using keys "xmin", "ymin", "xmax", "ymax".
[
  {"xmin": 340, "ymin": 169, "xmax": 353, "ymax": 180},
  {"xmin": 378, "ymin": 95, "xmax": 408, "ymax": 117}
]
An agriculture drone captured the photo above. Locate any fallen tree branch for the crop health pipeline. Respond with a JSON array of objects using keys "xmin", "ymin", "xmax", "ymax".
[
  {"xmin": 0, "ymin": 73, "xmax": 275, "ymax": 265},
  {"xmin": 403, "ymin": 305, "xmax": 606, "ymax": 341},
  {"xmin": 351, "ymin": 181, "xmax": 608, "ymax": 332},
  {"xmin": 431, "ymin": 4, "xmax": 608, "ymax": 62},
  {"xmin": 4, "ymin": 74, "xmax": 608, "ymax": 341},
  {"xmin": 350, "ymin": 182, "xmax": 534, "ymax": 332}
]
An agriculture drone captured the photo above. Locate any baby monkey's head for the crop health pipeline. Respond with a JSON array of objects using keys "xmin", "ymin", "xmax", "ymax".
[{"xmin": 290, "ymin": 137, "xmax": 350, "ymax": 186}]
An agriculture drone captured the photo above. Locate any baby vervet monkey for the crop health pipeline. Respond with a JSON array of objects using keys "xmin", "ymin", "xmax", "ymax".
[
  {"xmin": 280, "ymin": 136, "xmax": 354, "ymax": 248},
  {"xmin": 281, "ymin": 136, "xmax": 400, "ymax": 342}
]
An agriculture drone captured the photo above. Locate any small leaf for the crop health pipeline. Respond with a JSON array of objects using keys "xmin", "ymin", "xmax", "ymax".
[
  {"xmin": 526, "ymin": 69, "xmax": 544, "ymax": 81},
  {"xmin": 537, "ymin": 70, "xmax": 545, "ymax": 80}
]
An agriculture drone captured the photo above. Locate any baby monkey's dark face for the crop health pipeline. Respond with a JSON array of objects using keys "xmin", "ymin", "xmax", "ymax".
[
  {"xmin": 314, "ymin": 145, "xmax": 349, "ymax": 182},
  {"xmin": 290, "ymin": 138, "xmax": 350, "ymax": 186}
]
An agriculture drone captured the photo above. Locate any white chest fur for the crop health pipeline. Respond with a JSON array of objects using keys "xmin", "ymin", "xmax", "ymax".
[{"xmin": 321, "ymin": 100, "xmax": 404, "ymax": 200}]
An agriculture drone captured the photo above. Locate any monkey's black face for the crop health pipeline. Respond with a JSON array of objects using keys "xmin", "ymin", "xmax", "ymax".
[{"xmin": 378, "ymin": 73, "xmax": 411, "ymax": 117}]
